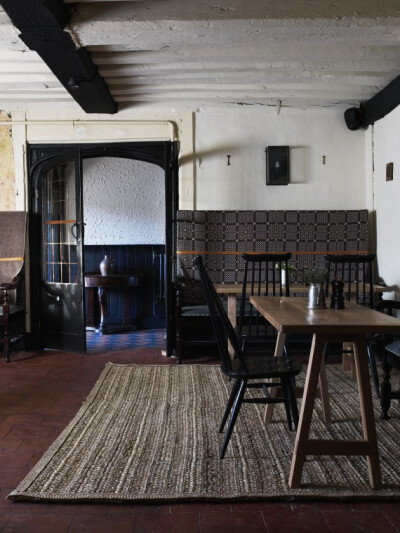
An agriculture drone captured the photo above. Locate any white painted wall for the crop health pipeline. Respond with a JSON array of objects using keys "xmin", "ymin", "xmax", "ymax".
[
  {"xmin": 8, "ymin": 110, "xmax": 194, "ymax": 211},
  {"xmin": 5, "ymin": 105, "xmax": 380, "ymax": 323},
  {"xmin": 83, "ymin": 157, "xmax": 165, "ymax": 245},
  {"xmin": 372, "ymin": 109, "xmax": 400, "ymax": 299},
  {"xmin": 78, "ymin": 109, "xmax": 368, "ymax": 244},
  {"xmin": 8, "ymin": 107, "xmax": 368, "ymax": 213},
  {"xmin": 7, "ymin": 106, "xmax": 373, "ymax": 238},
  {"xmin": 195, "ymin": 107, "xmax": 367, "ymax": 210}
]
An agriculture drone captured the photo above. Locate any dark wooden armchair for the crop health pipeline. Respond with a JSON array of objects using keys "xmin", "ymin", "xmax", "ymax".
[{"xmin": 0, "ymin": 211, "xmax": 27, "ymax": 362}]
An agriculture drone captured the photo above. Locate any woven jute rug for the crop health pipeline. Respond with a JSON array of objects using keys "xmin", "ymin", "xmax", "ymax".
[{"xmin": 8, "ymin": 363, "xmax": 400, "ymax": 503}]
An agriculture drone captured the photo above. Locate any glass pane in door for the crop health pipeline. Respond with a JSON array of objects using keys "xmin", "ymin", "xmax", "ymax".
[
  {"xmin": 37, "ymin": 151, "xmax": 85, "ymax": 354},
  {"xmin": 42, "ymin": 161, "xmax": 77, "ymax": 284}
]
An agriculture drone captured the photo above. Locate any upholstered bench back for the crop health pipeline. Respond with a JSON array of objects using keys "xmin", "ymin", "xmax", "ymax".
[{"xmin": 176, "ymin": 210, "xmax": 370, "ymax": 304}]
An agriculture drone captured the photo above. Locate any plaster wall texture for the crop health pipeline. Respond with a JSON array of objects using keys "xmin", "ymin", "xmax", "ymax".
[
  {"xmin": 373, "ymin": 107, "xmax": 400, "ymax": 299},
  {"xmin": 17, "ymin": 110, "xmax": 194, "ymax": 210},
  {"xmin": 0, "ymin": 114, "xmax": 15, "ymax": 211},
  {"xmin": 6, "ymin": 106, "xmax": 371, "ymax": 242},
  {"xmin": 8, "ymin": 108, "xmax": 367, "ymax": 214},
  {"xmin": 5, "ymin": 106, "xmax": 394, "ymax": 296},
  {"xmin": 83, "ymin": 157, "xmax": 165, "ymax": 245},
  {"xmin": 194, "ymin": 108, "xmax": 367, "ymax": 211}
]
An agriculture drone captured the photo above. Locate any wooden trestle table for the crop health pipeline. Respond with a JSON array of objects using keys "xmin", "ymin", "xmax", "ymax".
[
  {"xmin": 216, "ymin": 282, "xmax": 389, "ymax": 375},
  {"xmin": 250, "ymin": 296, "xmax": 400, "ymax": 489},
  {"xmin": 215, "ymin": 282, "xmax": 388, "ymax": 331}
]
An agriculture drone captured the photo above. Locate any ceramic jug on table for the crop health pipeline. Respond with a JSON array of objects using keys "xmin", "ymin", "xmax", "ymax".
[{"xmin": 99, "ymin": 255, "xmax": 115, "ymax": 276}]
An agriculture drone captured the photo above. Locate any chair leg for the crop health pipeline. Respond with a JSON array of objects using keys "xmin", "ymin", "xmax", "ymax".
[
  {"xmin": 380, "ymin": 356, "xmax": 392, "ymax": 420},
  {"xmin": 283, "ymin": 344, "xmax": 288, "ymax": 358},
  {"xmin": 240, "ymin": 336, "xmax": 248, "ymax": 353},
  {"xmin": 367, "ymin": 342, "xmax": 381, "ymax": 399},
  {"xmin": 2, "ymin": 292, "xmax": 10, "ymax": 362},
  {"xmin": 281, "ymin": 378, "xmax": 293, "ymax": 431},
  {"xmin": 174, "ymin": 292, "xmax": 183, "ymax": 364},
  {"xmin": 323, "ymin": 341, "xmax": 329, "ymax": 363},
  {"xmin": 220, "ymin": 379, "xmax": 246, "ymax": 459},
  {"xmin": 284, "ymin": 376, "xmax": 299, "ymax": 430},
  {"xmin": 3, "ymin": 334, "xmax": 10, "ymax": 363},
  {"xmin": 282, "ymin": 345, "xmax": 297, "ymax": 388},
  {"xmin": 219, "ymin": 378, "xmax": 241, "ymax": 433},
  {"xmin": 289, "ymin": 378, "xmax": 299, "ymax": 429}
]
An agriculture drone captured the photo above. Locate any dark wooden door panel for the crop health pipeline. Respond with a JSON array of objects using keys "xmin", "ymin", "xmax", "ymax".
[{"xmin": 31, "ymin": 149, "xmax": 86, "ymax": 354}]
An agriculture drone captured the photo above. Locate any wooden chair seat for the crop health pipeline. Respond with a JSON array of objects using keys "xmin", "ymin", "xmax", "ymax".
[{"xmin": 228, "ymin": 354, "xmax": 301, "ymax": 380}]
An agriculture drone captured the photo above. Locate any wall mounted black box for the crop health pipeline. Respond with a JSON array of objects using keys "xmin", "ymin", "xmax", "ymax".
[{"xmin": 266, "ymin": 146, "xmax": 289, "ymax": 185}]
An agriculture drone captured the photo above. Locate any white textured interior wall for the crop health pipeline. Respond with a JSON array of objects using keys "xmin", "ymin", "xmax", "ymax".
[
  {"xmin": 0, "ymin": 114, "xmax": 15, "ymax": 211},
  {"xmin": 11, "ymin": 108, "xmax": 366, "ymax": 213},
  {"xmin": 82, "ymin": 157, "xmax": 165, "ymax": 245},
  {"xmin": 10, "ymin": 110, "xmax": 194, "ymax": 211},
  {"xmin": 372, "ymin": 109, "xmax": 400, "ymax": 299},
  {"xmin": 194, "ymin": 108, "xmax": 366, "ymax": 210}
]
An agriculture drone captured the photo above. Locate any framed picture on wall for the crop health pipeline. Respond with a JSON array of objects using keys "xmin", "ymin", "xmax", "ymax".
[{"xmin": 266, "ymin": 146, "xmax": 289, "ymax": 185}]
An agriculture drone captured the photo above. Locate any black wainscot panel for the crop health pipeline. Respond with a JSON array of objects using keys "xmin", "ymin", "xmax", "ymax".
[{"xmin": 84, "ymin": 244, "xmax": 165, "ymax": 330}]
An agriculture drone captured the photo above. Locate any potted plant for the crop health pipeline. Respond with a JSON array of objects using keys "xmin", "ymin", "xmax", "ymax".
[{"xmin": 302, "ymin": 267, "xmax": 328, "ymax": 286}]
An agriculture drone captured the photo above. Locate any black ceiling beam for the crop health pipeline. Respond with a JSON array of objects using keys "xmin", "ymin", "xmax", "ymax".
[
  {"xmin": 344, "ymin": 73, "xmax": 400, "ymax": 131},
  {"xmin": 0, "ymin": 0, "xmax": 117, "ymax": 114}
]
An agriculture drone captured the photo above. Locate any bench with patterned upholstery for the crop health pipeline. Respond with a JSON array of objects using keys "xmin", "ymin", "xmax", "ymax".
[{"xmin": 174, "ymin": 209, "xmax": 370, "ymax": 361}]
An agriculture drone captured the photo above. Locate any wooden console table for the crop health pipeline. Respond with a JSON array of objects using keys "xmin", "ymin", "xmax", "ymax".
[{"xmin": 84, "ymin": 273, "xmax": 142, "ymax": 334}]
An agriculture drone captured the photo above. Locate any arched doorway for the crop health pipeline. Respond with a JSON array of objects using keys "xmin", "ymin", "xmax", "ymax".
[{"xmin": 27, "ymin": 142, "xmax": 179, "ymax": 356}]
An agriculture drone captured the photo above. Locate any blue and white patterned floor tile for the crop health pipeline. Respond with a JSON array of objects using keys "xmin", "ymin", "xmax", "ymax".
[{"xmin": 86, "ymin": 329, "xmax": 166, "ymax": 354}]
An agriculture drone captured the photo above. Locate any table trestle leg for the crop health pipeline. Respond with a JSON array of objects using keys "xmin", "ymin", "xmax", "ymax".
[{"xmin": 289, "ymin": 333, "xmax": 381, "ymax": 489}]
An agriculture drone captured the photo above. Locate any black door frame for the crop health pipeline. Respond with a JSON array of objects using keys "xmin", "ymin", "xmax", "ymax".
[{"xmin": 27, "ymin": 141, "xmax": 179, "ymax": 356}]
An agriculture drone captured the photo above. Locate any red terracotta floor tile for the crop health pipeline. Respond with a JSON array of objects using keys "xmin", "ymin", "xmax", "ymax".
[
  {"xmin": 134, "ymin": 511, "xmax": 200, "ymax": 532},
  {"xmin": 229, "ymin": 500, "xmax": 292, "ymax": 513},
  {"xmin": 381, "ymin": 501, "xmax": 400, "ymax": 522},
  {"xmin": 0, "ymin": 439, "xmax": 24, "ymax": 453},
  {"xmin": 200, "ymin": 510, "xmax": 267, "ymax": 532},
  {"xmin": 290, "ymin": 500, "xmax": 354, "ymax": 512},
  {"xmin": 107, "ymin": 502, "xmax": 171, "ymax": 515},
  {"xmin": 1, "ymin": 467, "xmax": 31, "ymax": 489},
  {"xmin": 262, "ymin": 506, "xmax": 332, "ymax": 532},
  {"xmin": 170, "ymin": 501, "xmax": 232, "ymax": 514},
  {"xmin": 0, "ymin": 451, "xmax": 35, "ymax": 470},
  {"xmin": 69, "ymin": 512, "xmax": 135, "ymax": 532},
  {"xmin": 2, "ymin": 511, "xmax": 73, "ymax": 533},
  {"xmin": 324, "ymin": 509, "xmax": 398, "ymax": 532}
]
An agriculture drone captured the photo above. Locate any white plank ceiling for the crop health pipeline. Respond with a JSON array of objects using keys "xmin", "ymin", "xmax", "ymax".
[{"xmin": 1, "ymin": 0, "xmax": 400, "ymax": 112}]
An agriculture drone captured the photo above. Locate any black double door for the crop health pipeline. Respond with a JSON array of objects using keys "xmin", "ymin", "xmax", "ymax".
[{"xmin": 28, "ymin": 142, "xmax": 178, "ymax": 356}]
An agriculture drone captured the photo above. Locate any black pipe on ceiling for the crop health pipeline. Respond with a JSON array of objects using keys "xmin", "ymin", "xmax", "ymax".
[{"xmin": 344, "ymin": 73, "xmax": 400, "ymax": 130}]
